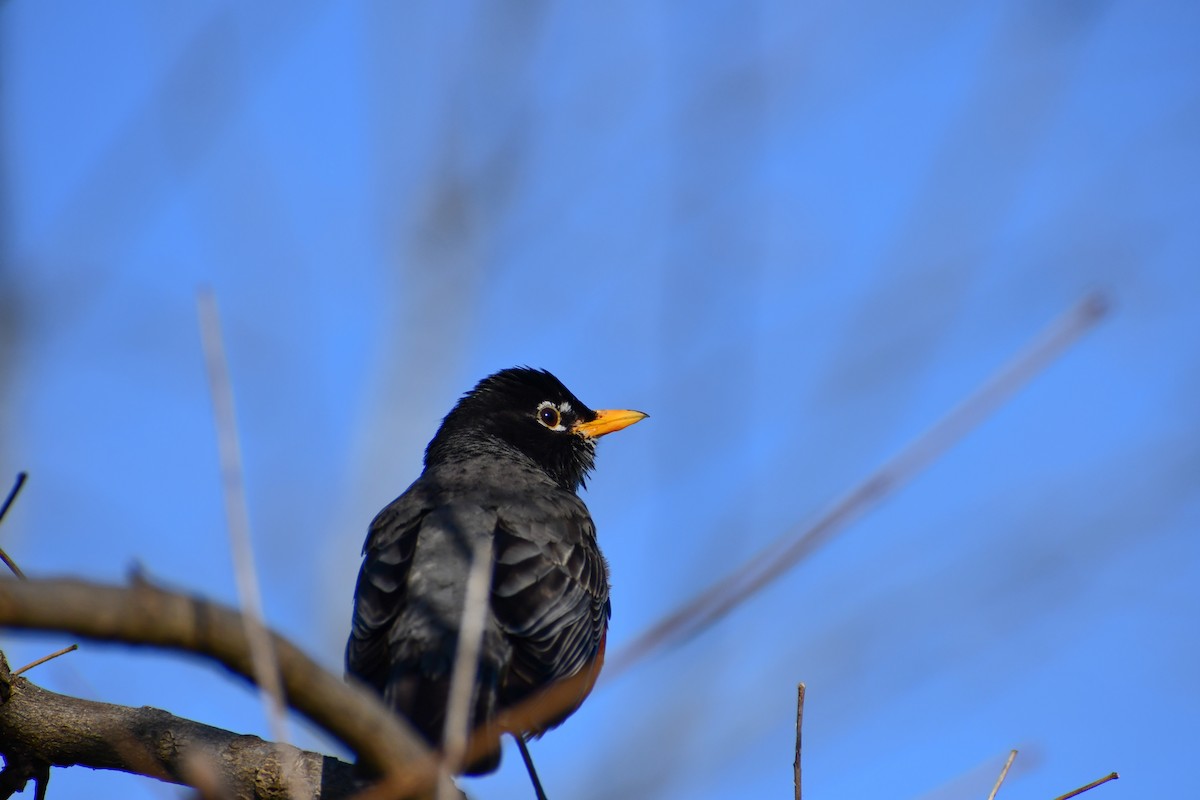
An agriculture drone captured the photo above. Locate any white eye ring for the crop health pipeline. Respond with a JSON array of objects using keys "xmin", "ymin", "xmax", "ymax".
[{"xmin": 536, "ymin": 401, "xmax": 567, "ymax": 431}]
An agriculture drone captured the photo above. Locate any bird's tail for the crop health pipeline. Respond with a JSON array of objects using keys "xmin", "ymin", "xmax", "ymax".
[{"xmin": 386, "ymin": 665, "xmax": 504, "ymax": 775}]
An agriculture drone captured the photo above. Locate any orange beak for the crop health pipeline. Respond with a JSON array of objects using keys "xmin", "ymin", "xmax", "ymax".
[{"xmin": 572, "ymin": 408, "xmax": 649, "ymax": 438}]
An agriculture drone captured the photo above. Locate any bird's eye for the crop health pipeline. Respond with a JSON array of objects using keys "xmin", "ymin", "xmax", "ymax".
[{"xmin": 537, "ymin": 403, "xmax": 562, "ymax": 429}]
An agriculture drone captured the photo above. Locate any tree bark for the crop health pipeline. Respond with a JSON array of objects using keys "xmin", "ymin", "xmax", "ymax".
[{"xmin": 0, "ymin": 650, "xmax": 359, "ymax": 799}]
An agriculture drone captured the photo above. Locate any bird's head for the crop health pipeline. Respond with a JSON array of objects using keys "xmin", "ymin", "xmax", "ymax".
[{"xmin": 424, "ymin": 367, "xmax": 647, "ymax": 492}]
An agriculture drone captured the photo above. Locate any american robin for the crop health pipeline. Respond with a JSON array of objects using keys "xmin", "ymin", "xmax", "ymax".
[{"xmin": 346, "ymin": 367, "xmax": 646, "ymax": 775}]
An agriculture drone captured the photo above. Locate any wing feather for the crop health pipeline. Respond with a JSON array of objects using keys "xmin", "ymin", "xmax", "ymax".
[
  {"xmin": 345, "ymin": 485, "xmax": 431, "ymax": 692},
  {"xmin": 491, "ymin": 498, "xmax": 610, "ymax": 726}
]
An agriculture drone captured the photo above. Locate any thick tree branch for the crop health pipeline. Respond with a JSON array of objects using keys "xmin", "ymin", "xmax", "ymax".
[
  {"xmin": 0, "ymin": 650, "xmax": 359, "ymax": 799},
  {"xmin": 0, "ymin": 576, "xmax": 450, "ymax": 795}
]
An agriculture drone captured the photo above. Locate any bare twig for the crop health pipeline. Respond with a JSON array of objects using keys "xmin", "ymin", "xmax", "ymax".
[
  {"xmin": 0, "ymin": 473, "xmax": 29, "ymax": 580},
  {"xmin": 0, "ymin": 473, "xmax": 27, "ymax": 526},
  {"xmin": 438, "ymin": 536, "xmax": 494, "ymax": 799},
  {"xmin": 793, "ymin": 682, "xmax": 805, "ymax": 800},
  {"xmin": 985, "ymin": 749, "xmax": 1018, "ymax": 800},
  {"xmin": 607, "ymin": 293, "xmax": 1109, "ymax": 677},
  {"xmin": 0, "ymin": 549, "xmax": 26, "ymax": 581},
  {"xmin": 197, "ymin": 288, "xmax": 292, "ymax": 760},
  {"xmin": 515, "ymin": 736, "xmax": 548, "ymax": 800},
  {"xmin": 1052, "ymin": 772, "xmax": 1119, "ymax": 800},
  {"xmin": 13, "ymin": 644, "xmax": 79, "ymax": 676},
  {"xmin": 0, "ymin": 576, "xmax": 437, "ymax": 784}
]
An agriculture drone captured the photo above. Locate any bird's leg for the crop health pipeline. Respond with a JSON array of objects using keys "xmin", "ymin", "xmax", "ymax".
[{"xmin": 514, "ymin": 734, "xmax": 549, "ymax": 800}]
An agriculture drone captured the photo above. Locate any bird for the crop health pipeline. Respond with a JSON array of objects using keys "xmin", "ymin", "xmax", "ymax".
[{"xmin": 346, "ymin": 367, "xmax": 647, "ymax": 776}]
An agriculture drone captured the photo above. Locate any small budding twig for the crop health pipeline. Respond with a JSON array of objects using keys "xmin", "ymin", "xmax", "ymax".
[
  {"xmin": 793, "ymin": 682, "xmax": 805, "ymax": 800},
  {"xmin": 985, "ymin": 749, "xmax": 1018, "ymax": 800},
  {"xmin": 1053, "ymin": 771, "xmax": 1119, "ymax": 800},
  {"xmin": 13, "ymin": 644, "xmax": 79, "ymax": 676}
]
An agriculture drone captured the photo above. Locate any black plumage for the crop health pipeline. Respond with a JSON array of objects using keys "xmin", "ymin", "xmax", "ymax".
[{"xmin": 346, "ymin": 367, "xmax": 645, "ymax": 774}]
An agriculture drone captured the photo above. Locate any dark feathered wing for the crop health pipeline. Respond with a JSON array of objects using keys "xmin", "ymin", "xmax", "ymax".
[
  {"xmin": 345, "ymin": 484, "xmax": 431, "ymax": 694},
  {"xmin": 348, "ymin": 480, "xmax": 513, "ymax": 774},
  {"xmin": 491, "ymin": 494, "xmax": 611, "ymax": 732}
]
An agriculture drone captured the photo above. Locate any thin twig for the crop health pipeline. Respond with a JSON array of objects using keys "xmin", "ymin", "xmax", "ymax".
[
  {"xmin": 515, "ymin": 736, "xmax": 548, "ymax": 800},
  {"xmin": 793, "ymin": 683, "xmax": 805, "ymax": 800},
  {"xmin": 0, "ymin": 549, "xmax": 25, "ymax": 581},
  {"xmin": 197, "ymin": 289, "xmax": 306, "ymax": 798},
  {"xmin": 13, "ymin": 644, "xmax": 79, "ymax": 676},
  {"xmin": 909, "ymin": 747, "xmax": 1038, "ymax": 800},
  {"xmin": 0, "ymin": 473, "xmax": 27, "ymax": 526},
  {"xmin": 606, "ymin": 293, "xmax": 1109, "ymax": 678},
  {"xmin": 0, "ymin": 473, "xmax": 29, "ymax": 580},
  {"xmin": 985, "ymin": 749, "xmax": 1018, "ymax": 800},
  {"xmin": 1052, "ymin": 772, "xmax": 1119, "ymax": 800},
  {"xmin": 438, "ymin": 536, "xmax": 494, "ymax": 799}
]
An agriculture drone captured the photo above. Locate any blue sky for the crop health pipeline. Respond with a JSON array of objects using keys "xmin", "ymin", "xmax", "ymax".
[{"xmin": 3, "ymin": 2, "xmax": 1198, "ymax": 798}]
